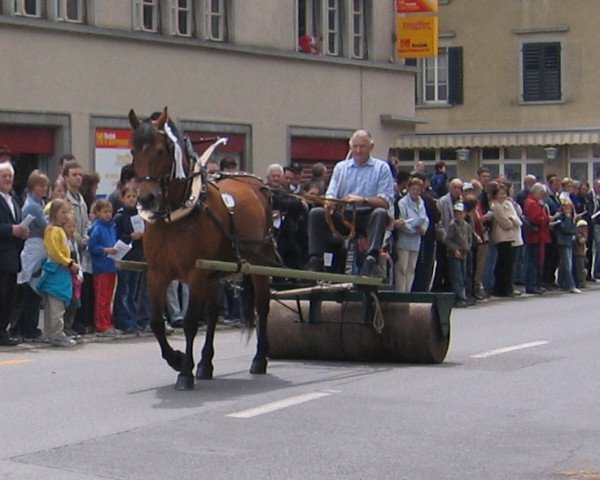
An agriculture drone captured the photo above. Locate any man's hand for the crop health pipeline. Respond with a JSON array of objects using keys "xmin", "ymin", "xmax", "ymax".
[
  {"xmin": 344, "ymin": 194, "xmax": 365, "ymax": 205},
  {"xmin": 105, "ymin": 247, "xmax": 118, "ymax": 255},
  {"xmin": 454, "ymin": 249, "xmax": 462, "ymax": 259},
  {"xmin": 392, "ymin": 218, "xmax": 406, "ymax": 229},
  {"xmin": 324, "ymin": 200, "xmax": 336, "ymax": 213},
  {"xmin": 131, "ymin": 232, "xmax": 143, "ymax": 241},
  {"xmin": 12, "ymin": 225, "xmax": 29, "ymax": 239}
]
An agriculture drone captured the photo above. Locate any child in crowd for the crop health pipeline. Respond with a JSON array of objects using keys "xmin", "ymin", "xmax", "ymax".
[
  {"xmin": 37, "ymin": 199, "xmax": 80, "ymax": 347},
  {"xmin": 62, "ymin": 213, "xmax": 83, "ymax": 337},
  {"xmin": 88, "ymin": 200, "xmax": 119, "ymax": 334},
  {"xmin": 113, "ymin": 186, "xmax": 145, "ymax": 333},
  {"xmin": 553, "ymin": 199, "xmax": 580, "ymax": 293},
  {"xmin": 445, "ymin": 202, "xmax": 473, "ymax": 307},
  {"xmin": 574, "ymin": 219, "xmax": 589, "ymax": 289}
]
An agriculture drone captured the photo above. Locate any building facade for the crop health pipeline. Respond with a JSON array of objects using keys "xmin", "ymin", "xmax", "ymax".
[
  {"xmin": 0, "ymin": 0, "xmax": 418, "ymax": 196},
  {"xmin": 395, "ymin": 0, "xmax": 600, "ymax": 188}
]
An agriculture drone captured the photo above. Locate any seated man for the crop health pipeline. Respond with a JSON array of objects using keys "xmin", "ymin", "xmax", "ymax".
[
  {"xmin": 307, "ymin": 130, "xmax": 395, "ymax": 277},
  {"xmin": 266, "ymin": 164, "xmax": 309, "ymax": 270}
]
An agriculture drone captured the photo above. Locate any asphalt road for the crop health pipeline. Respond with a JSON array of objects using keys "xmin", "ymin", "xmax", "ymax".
[{"xmin": 1, "ymin": 288, "xmax": 600, "ymax": 480}]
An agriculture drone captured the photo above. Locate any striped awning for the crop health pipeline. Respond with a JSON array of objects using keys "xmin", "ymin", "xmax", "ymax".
[{"xmin": 394, "ymin": 129, "xmax": 600, "ymax": 149}]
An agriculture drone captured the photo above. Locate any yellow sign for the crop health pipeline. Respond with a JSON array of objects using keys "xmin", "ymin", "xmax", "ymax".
[
  {"xmin": 396, "ymin": 16, "xmax": 438, "ymax": 58},
  {"xmin": 396, "ymin": 0, "xmax": 438, "ymax": 13}
]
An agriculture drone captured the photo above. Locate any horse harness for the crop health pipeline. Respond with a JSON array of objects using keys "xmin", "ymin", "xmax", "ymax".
[{"xmin": 136, "ymin": 130, "xmax": 278, "ymax": 269}]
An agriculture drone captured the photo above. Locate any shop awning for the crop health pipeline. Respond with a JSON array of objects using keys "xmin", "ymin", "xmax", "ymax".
[{"xmin": 394, "ymin": 128, "xmax": 600, "ymax": 149}]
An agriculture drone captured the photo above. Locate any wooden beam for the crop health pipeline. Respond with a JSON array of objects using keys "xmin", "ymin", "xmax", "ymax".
[{"xmin": 195, "ymin": 259, "xmax": 383, "ymax": 286}]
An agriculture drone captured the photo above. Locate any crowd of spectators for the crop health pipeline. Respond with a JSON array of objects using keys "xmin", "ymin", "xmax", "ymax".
[{"xmin": 2, "ymin": 137, "xmax": 600, "ymax": 348}]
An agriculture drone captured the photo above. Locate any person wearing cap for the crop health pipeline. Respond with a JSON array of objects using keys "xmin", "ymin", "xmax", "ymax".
[
  {"xmin": 444, "ymin": 201, "xmax": 472, "ymax": 307},
  {"xmin": 0, "ymin": 153, "xmax": 30, "ymax": 345},
  {"xmin": 575, "ymin": 218, "xmax": 589, "ymax": 288},
  {"xmin": 307, "ymin": 130, "xmax": 394, "ymax": 277}
]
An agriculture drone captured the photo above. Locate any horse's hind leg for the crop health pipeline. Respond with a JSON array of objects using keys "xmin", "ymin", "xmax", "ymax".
[
  {"xmin": 250, "ymin": 274, "xmax": 270, "ymax": 374},
  {"xmin": 196, "ymin": 286, "xmax": 218, "ymax": 380}
]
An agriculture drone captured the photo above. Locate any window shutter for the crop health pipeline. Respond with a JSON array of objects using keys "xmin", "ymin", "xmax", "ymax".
[
  {"xmin": 523, "ymin": 42, "xmax": 561, "ymax": 102},
  {"xmin": 448, "ymin": 46, "xmax": 463, "ymax": 105}
]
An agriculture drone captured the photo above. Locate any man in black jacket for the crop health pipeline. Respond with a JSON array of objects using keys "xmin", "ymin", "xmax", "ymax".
[
  {"xmin": 266, "ymin": 164, "xmax": 308, "ymax": 269},
  {"xmin": 0, "ymin": 149, "xmax": 29, "ymax": 346}
]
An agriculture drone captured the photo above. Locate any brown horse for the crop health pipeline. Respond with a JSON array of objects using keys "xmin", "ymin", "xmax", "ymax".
[{"xmin": 128, "ymin": 108, "xmax": 275, "ymax": 390}]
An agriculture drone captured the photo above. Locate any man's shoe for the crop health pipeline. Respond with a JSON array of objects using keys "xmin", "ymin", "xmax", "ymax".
[
  {"xmin": 525, "ymin": 288, "xmax": 544, "ymax": 295},
  {"xmin": 170, "ymin": 319, "xmax": 184, "ymax": 328},
  {"xmin": 360, "ymin": 255, "xmax": 383, "ymax": 278},
  {"xmin": 454, "ymin": 300, "xmax": 468, "ymax": 308},
  {"xmin": 307, "ymin": 256, "xmax": 324, "ymax": 273},
  {"xmin": 0, "ymin": 333, "xmax": 21, "ymax": 346},
  {"xmin": 466, "ymin": 297, "xmax": 477, "ymax": 306}
]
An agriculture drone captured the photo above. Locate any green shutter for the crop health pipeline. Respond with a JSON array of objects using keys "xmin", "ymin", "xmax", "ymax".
[
  {"xmin": 448, "ymin": 47, "xmax": 463, "ymax": 105},
  {"xmin": 523, "ymin": 42, "xmax": 561, "ymax": 102}
]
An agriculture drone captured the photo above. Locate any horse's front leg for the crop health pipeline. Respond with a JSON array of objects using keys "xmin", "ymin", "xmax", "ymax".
[
  {"xmin": 250, "ymin": 274, "xmax": 270, "ymax": 374},
  {"xmin": 147, "ymin": 275, "xmax": 184, "ymax": 372},
  {"xmin": 196, "ymin": 293, "xmax": 219, "ymax": 380},
  {"xmin": 175, "ymin": 302, "xmax": 200, "ymax": 390}
]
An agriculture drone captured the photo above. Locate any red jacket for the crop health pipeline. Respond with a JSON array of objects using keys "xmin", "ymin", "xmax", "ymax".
[{"xmin": 524, "ymin": 197, "xmax": 551, "ymax": 244}]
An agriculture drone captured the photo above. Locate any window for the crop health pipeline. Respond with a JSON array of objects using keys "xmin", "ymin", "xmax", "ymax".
[
  {"xmin": 171, "ymin": 0, "xmax": 192, "ymax": 37},
  {"xmin": 349, "ymin": 0, "xmax": 366, "ymax": 59},
  {"xmin": 14, "ymin": 0, "xmax": 43, "ymax": 17},
  {"xmin": 416, "ymin": 47, "xmax": 463, "ymax": 105},
  {"xmin": 133, "ymin": 0, "xmax": 159, "ymax": 33},
  {"xmin": 56, "ymin": 0, "xmax": 84, "ymax": 23},
  {"xmin": 522, "ymin": 42, "xmax": 562, "ymax": 102},
  {"xmin": 323, "ymin": 0, "xmax": 341, "ymax": 56},
  {"xmin": 204, "ymin": 0, "xmax": 227, "ymax": 42},
  {"xmin": 481, "ymin": 147, "xmax": 543, "ymax": 190},
  {"xmin": 297, "ymin": 1, "xmax": 370, "ymax": 59}
]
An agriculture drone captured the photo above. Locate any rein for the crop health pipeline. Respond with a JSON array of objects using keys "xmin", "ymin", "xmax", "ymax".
[{"xmin": 265, "ymin": 186, "xmax": 358, "ymax": 240}]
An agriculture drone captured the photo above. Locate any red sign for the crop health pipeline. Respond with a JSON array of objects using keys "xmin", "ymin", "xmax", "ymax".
[
  {"xmin": 396, "ymin": 0, "xmax": 438, "ymax": 13},
  {"xmin": 95, "ymin": 128, "xmax": 131, "ymax": 149}
]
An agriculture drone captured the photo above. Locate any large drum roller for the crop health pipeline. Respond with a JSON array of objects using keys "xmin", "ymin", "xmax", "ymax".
[{"xmin": 268, "ymin": 288, "xmax": 452, "ymax": 364}]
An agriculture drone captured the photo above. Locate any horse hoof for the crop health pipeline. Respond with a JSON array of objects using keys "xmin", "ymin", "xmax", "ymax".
[
  {"xmin": 196, "ymin": 365, "xmax": 213, "ymax": 380},
  {"xmin": 166, "ymin": 350, "xmax": 184, "ymax": 372},
  {"xmin": 175, "ymin": 374, "xmax": 194, "ymax": 390},
  {"xmin": 249, "ymin": 359, "xmax": 267, "ymax": 375}
]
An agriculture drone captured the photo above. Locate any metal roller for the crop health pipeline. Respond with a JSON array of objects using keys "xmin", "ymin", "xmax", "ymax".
[{"xmin": 267, "ymin": 299, "xmax": 450, "ymax": 364}]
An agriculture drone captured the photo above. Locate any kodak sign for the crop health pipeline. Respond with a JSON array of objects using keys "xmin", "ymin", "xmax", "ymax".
[
  {"xmin": 396, "ymin": 16, "xmax": 438, "ymax": 58},
  {"xmin": 396, "ymin": 0, "xmax": 438, "ymax": 13}
]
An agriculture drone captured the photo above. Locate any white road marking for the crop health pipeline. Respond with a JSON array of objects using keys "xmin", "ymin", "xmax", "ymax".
[
  {"xmin": 227, "ymin": 390, "xmax": 340, "ymax": 419},
  {"xmin": 470, "ymin": 340, "xmax": 549, "ymax": 359}
]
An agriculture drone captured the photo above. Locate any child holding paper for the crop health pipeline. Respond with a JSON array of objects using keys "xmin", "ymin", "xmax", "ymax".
[
  {"xmin": 113, "ymin": 186, "xmax": 145, "ymax": 333},
  {"xmin": 88, "ymin": 200, "xmax": 119, "ymax": 334}
]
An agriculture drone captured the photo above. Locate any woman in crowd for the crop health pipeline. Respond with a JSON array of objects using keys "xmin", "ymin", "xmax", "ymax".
[
  {"xmin": 523, "ymin": 183, "xmax": 551, "ymax": 294},
  {"xmin": 393, "ymin": 177, "xmax": 428, "ymax": 292},
  {"xmin": 490, "ymin": 183, "xmax": 521, "ymax": 297},
  {"xmin": 16, "ymin": 170, "xmax": 49, "ymax": 340}
]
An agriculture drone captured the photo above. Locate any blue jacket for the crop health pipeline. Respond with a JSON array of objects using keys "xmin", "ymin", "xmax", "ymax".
[
  {"xmin": 553, "ymin": 214, "xmax": 577, "ymax": 248},
  {"xmin": 88, "ymin": 219, "xmax": 117, "ymax": 274},
  {"xmin": 396, "ymin": 194, "xmax": 429, "ymax": 252}
]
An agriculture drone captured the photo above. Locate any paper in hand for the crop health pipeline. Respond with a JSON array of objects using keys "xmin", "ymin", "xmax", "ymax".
[
  {"xmin": 19, "ymin": 214, "xmax": 35, "ymax": 229},
  {"xmin": 108, "ymin": 239, "xmax": 132, "ymax": 261},
  {"xmin": 130, "ymin": 215, "xmax": 145, "ymax": 233}
]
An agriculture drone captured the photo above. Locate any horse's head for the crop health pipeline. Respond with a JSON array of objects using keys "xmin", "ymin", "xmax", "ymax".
[{"xmin": 129, "ymin": 107, "xmax": 191, "ymax": 214}]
